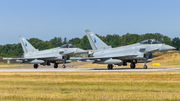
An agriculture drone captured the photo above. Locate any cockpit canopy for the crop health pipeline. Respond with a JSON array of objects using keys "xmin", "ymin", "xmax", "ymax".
[
  {"xmin": 60, "ymin": 44, "xmax": 77, "ymax": 48},
  {"xmin": 140, "ymin": 39, "xmax": 162, "ymax": 44}
]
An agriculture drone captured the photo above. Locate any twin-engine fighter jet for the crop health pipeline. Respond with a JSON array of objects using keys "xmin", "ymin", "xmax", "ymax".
[
  {"xmin": 3, "ymin": 36, "xmax": 87, "ymax": 69},
  {"xmin": 83, "ymin": 29, "xmax": 175, "ymax": 69}
]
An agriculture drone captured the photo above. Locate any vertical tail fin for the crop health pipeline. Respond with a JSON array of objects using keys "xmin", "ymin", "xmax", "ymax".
[
  {"xmin": 85, "ymin": 29, "xmax": 111, "ymax": 51},
  {"xmin": 19, "ymin": 36, "xmax": 38, "ymax": 53}
]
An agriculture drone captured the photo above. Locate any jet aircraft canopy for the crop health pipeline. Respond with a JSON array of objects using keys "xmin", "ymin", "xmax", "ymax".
[
  {"xmin": 140, "ymin": 39, "xmax": 162, "ymax": 44},
  {"xmin": 60, "ymin": 44, "xmax": 77, "ymax": 48}
]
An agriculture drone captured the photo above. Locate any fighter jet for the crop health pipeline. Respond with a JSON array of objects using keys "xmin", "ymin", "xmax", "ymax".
[
  {"xmin": 3, "ymin": 36, "xmax": 87, "ymax": 69},
  {"xmin": 82, "ymin": 29, "xmax": 175, "ymax": 69}
]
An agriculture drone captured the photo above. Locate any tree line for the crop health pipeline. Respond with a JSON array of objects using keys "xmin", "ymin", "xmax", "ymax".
[{"xmin": 0, "ymin": 33, "xmax": 180, "ymax": 57}]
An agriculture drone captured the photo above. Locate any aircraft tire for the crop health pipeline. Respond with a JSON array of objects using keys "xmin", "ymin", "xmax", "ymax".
[
  {"xmin": 143, "ymin": 65, "xmax": 147, "ymax": 69},
  {"xmin": 54, "ymin": 63, "xmax": 58, "ymax": 68},
  {"xmin": 34, "ymin": 64, "xmax": 38, "ymax": 69},
  {"xmin": 107, "ymin": 65, "xmax": 110, "ymax": 70},
  {"xmin": 62, "ymin": 65, "xmax": 66, "ymax": 68},
  {"xmin": 107, "ymin": 64, "xmax": 113, "ymax": 70},
  {"xmin": 130, "ymin": 63, "xmax": 135, "ymax": 69},
  {"xmin": 111, "ymin": 64, "xmax": 113, "ymax": 69},
  {"xmin": 47, "ymin": 62, "xmax": 51, "ymax": 66}
]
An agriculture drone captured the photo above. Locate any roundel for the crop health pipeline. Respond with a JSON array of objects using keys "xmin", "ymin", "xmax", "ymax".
[{"xmin": 94, "ymin": 38, "xmax": 97, "ymax": 43}]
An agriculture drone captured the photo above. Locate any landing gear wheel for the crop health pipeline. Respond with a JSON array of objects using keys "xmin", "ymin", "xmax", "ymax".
[
  {"xmin": 62, "ymin": 65, "xmax": 66, "ymax": 68},
  {"xmin": 143, "ymin": 65, "xmax": 147, "ymax": 69},
  {"xmin": 130, "ymin": 63, "xmax": 136, "ymax": 69},
  {"xmin": 47, "ymin": 62, "xmax": 51, "ymax": 66},
  {"xmin": 54, "ymin": 63, "xmax": 58, "ymax": 68},
  {"xmin": 107, "ymin": 64, "xmax": 113, "ymax": 70},
  {"xmin": 34, "ymin": 64, "xmax": 38, "ymax": 69}
]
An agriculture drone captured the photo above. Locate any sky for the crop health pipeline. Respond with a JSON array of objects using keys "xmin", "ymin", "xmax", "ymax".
[{"xmin": 0, "ymin": 0, "xmax": 180, "ymax": 45}]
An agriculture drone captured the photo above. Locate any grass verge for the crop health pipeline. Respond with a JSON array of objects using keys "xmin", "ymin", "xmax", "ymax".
[
  {"xmin": 0, "ymin": 71, "xmax": 180, "ymax": 100},
  {"xmin": 0, "ymin": 63, "xmax": 24, "ymax": 67}
]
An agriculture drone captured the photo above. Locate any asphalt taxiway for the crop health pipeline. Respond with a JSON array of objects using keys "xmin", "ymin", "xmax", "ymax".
[{"xmin": 0, "ymin": 64, "xmax": 180, "ymax": 72}]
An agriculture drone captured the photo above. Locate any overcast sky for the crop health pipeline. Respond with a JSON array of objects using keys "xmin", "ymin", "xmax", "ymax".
[{"xmin": 0, "ymin": 0, "xmax": 180, "ymax": 45}]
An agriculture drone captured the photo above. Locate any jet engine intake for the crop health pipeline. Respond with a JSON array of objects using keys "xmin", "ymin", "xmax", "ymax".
[
  {"xmin": 88, "ymin": 53, "xmax": 94, "ymax": 57},
  {"xmin": 62, "ymin": 55, "xmax": 70, "ymax": 60},
  {"xmin": 144, "ymin": 53, "xmax": 153, "ymax": 59}
]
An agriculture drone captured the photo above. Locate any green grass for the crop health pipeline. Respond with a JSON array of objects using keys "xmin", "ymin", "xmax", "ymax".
[{"xmin": 0, "ymin": 71, "xmax": 180, "ymax": 100}]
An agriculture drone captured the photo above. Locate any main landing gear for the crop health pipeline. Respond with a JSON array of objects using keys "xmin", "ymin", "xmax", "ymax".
[
  {"xmin": 62, "ymin": 64, "xmax": 66, "ymax": 68},
  {"xmin": 107, "ymin": 64, "xmax": 113, "ymax": 70},
  {"xmin": 54, "ymin": 63, "xmax": 58, "ymax": 68},
  {"xmin": 34, "ymin": 64, "xmax": 39, "ymax": 69},
  {"xmin": 33, "ymin": 61, "xmax": 67, "ymax": 69},
  {"xmin": 130, "ymin": 62, "xmax": 136, "ymax": 69}
]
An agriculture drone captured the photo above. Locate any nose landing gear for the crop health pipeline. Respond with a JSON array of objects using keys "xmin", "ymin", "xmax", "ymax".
[{"xmin": 143, "ymin": 62, "xmax": 147, "ymax": 69}]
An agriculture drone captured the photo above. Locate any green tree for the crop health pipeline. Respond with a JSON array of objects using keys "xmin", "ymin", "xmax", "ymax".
[
  {"xmin": 172, "ymin": 37, "xmax": 180, "ymax": 50},
  {"xmin": 36, "ymin": 41, "xmax": 53, "ymax": 50},
  {"xmin": 68, "ymin": 38, "xmax": 81, "ymax": 48},
  {"xmin": 162, "ymin": 36, "xmax": 171, "ymax": 45},
  {"xmin": 62, "ymin": 37, "xmax": 67, "ymax": 44},
  {"xmin": 28, "ymin": 38, "xmax": 43, "ymax": 48},
  {"xmin": 105, "ymin": 34, "xmax": 121, "ymax": 47},
  {"xmin": 80, "ymin": 35, "xmax": 91, "ymax": 50},
  {"xmin": 0, "ymin": 32, "xmax": 178, "ymax": 57},
  {"xmin": 50, "ymin": 37, "xmax": 62, "ymax": 47}
]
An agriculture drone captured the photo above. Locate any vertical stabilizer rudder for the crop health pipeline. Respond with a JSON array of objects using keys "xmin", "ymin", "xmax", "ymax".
[
  {"xmin": 85, "ymin": 29, "xmax": 111, "ymax": 51},
  {"xmin": 19, "ymin": 36, "xmax": 38, "ymax": 53}
]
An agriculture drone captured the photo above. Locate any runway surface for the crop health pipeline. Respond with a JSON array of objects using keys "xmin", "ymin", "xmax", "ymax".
[{"xmin": 0, "ymin": 64, "xmax": 180, "ymax": 72}]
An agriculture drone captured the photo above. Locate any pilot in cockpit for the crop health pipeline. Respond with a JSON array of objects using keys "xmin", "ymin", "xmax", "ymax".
[
  {"xmin": 140, "ymin": 39, "xmax": 162, "ymax": 44},
  {"xmin": 60, "ymin": 44, "xmax": 77, "ymax": 48}
]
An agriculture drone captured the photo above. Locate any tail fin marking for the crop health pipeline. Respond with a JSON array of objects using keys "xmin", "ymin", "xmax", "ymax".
[
  {"xmin": 85, "ymin": 29, "xmax": 111, "ymax": 51},
  {"xmin": 19, "ymin": 36, "xmax": 37, "ymax": 53}
]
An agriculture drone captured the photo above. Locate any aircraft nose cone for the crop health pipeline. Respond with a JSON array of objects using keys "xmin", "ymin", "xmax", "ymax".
[{"xmin": 162, "ymin": 45, "xmax": 176, "ymax": 51}]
